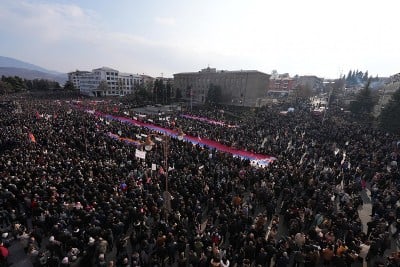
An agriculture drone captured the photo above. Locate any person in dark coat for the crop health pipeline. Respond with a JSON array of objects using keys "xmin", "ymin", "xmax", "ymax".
[
  {"xmin": 255, "ymin": 247, "xmax": 268, "ymax": 266},
  {"xmin": 276, "ymin": 251, "xmax": 290, "ymax": 267}
]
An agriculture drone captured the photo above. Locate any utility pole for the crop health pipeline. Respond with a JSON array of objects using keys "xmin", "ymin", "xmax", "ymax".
[{"xmin": 162, "ymin": 134, "xmax": 171, "ymax": 221}]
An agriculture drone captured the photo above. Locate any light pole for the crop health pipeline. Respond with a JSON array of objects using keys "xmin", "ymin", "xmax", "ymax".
[{"xmin": 143, "ymin": 130, "xmax": 185, "ymax": 220}]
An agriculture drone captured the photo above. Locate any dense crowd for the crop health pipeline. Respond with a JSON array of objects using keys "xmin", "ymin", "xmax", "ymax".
[{"xmin": 1, "ymin": 93, "xmax": 400, "ymax": 267}]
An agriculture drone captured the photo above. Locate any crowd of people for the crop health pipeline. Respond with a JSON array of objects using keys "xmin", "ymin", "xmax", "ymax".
[{"xmin": 1, "ymin": 92, "xmax": 400, "ymax": 267}]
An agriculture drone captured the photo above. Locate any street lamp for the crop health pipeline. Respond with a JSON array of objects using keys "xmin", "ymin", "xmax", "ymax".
[{"xmin": 143, "ymin": 129, "xmax": 185, "ymax": 220}]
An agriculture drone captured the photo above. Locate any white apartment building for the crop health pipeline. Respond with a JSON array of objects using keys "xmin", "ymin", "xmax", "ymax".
[
  {"xmin": 69, "ymin": 67, "xmax": 142, "ymax": 97},
  {"xmin": 67, "ymin": 70, "xmax": 90, "ymax": 90},
  {"xmin": 118, "ymin": 72, "xmax": 142, "ymax": 96}
]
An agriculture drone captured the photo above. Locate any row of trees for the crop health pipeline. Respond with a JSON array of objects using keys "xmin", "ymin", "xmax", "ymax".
[
  {"xmin": 342, "ymin": 78, "xmax": 399, "ymax": 133},
  {"xmin": 0, "ymin": 75, "xmax": 179, "ymax": 103},
  {"xmin": 123, "ymin": 79, "xmax": 180, "ymax": 106},
  {"xmin": 0, "ymin": 75, "xmax": 63, "ymax": 94},
  {"xmin": 344, "ymin": 69, "xmax": 379, "ymax": 87},
  {"xmin": 205, "ymin": 83, "xmax": 222, "ymax": 105},
  {"xmin": 152, "ymin": 79, "xmax": 173, "ymax": 104},
  {"xmin": 379, "ymin": 89, "xmax": 400, "ymax": 133},
  {"xmin": 349, "ymin": 79, "xmax": 377, "ymax": 115}
]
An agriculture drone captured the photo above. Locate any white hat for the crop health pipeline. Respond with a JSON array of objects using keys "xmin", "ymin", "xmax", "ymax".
[
  {"xmin": 1, "ymin": 232, "xmax": 8, "ymax": 239},
  {"xmin": 49, "ymin": 236, "xmax": 55, "ymax": 242},
  {"xmin": 88, "ymin": 237, "xmax": 95, "ymax": 244}
]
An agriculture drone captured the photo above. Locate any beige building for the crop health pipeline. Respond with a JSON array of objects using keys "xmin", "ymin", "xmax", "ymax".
[{"xmin": 173, "ymin": 67, "xmax": 270, "ymax": 106}]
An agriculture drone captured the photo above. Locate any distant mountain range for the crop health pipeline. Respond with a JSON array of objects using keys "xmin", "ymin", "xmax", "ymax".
[{"xmin": 0, "ymin": 56, "xmax": 68, "ymax": 84}]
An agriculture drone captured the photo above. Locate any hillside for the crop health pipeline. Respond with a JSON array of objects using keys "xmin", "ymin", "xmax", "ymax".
[
  {"xmin": 0, "ymin": 56, "xmax": 67, "ymax": 84},
  {"xmin": 0, "ymin": 67, "xmax": 67, "ymax": 84}
]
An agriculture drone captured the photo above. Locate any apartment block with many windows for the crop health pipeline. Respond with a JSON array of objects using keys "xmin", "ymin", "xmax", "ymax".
[
  {"xmin": 174, "ymin": 67, "xmax": 270, "ymax": 106},
  {"xmin": 68, "ymin": 67, "xmax": 142, "ymax": 97}
]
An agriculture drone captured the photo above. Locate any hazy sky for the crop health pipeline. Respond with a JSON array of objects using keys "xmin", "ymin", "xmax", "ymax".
[{"xmin": 1, "ymin": 0, "xmax": 399, "ymax": 78}]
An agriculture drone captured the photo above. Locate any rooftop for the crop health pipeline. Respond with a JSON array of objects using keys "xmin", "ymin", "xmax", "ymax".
[{"xmin": 175, "ymin": 67, "xmax": 267, "ymax": 76}]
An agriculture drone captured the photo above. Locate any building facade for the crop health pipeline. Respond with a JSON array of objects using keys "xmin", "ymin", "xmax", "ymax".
[
  {"xmin": 69, "ymin": 67, "xmax": 142, "ymax": 97},
  {"xmin": 267, "ymin": 73, "xmax": 296, "ymax": 99},
  {"xmin": 375, "ymin": 73, "xmax": 400, "ymax": 114},
  {"xmin": 67, "ymin": 70, "xmax": 90, "ymax": 90},
  {"xmin": 269, "ymin": 77, "xmax": 296, "ymax": 91},
  {"xmin": 118, "ymin": 72, "xmax": 142, "ymax": 96},
  {"xmin": 141, "ymin": 75, "xmax": 156, "ymax": 92},
  {"xmin": 173, "ymin": 67, "xmax": 270, "ymax": 106},
  {"xmin": 295, "ymin": 75, "xmax": 324, "ymax": 92}
]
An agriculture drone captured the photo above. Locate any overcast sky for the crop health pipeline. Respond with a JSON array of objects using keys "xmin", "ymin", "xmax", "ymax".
[{"xmin": 1, "ymin": 0, "xmax": 399, "ymax": 78}]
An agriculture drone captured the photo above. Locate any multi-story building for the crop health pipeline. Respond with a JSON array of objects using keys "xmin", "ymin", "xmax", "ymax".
[
  {"xmin": 269, "ymin": 76, "xmax": 296, "ymax": 91},
  {"xmin": 173, "ymin": 67, "xmax": 270, "ymax": 106},
  {"xmin": 295, "ymin": 75, "xmax": 324, "ymax": 92},
  {"xmin": 268, "ymin": 73, "xmax": 297, "ymax": 96},
  {"xmin": 375, "ymin": 73, "xmax": 400, "ymax": 114},
  {"xmin": 69, "ymin": 67, "xmax": 142, "ymax": 97},
  {"xmin": 118, "ymin": 72, "xmax": 142, "ymax": 96},
  {"xmin": 141, "ymin": 74, "xmax": 156, "ymax": 92},
  {"xmin": 67, "ymin": 70, "xmax": 90, "ymax": 90},
  {"xmin": 156, "ymin": 77, "xmax": 174, "ymax": 87}
]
